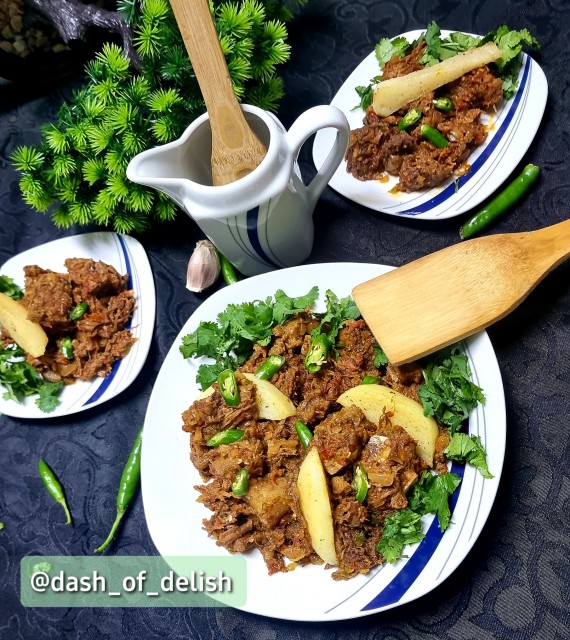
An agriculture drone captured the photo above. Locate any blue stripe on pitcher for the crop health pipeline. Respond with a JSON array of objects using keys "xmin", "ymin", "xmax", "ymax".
[
  {"xmin": 396, "ymin": 55, "xmax": 531, "ymax": 216},
  {"xmin": 246, "ymin": 206, "xmax": 284, "ymax": 269}
]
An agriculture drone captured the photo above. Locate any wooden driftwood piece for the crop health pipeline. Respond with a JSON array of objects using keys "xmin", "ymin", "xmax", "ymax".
[{"xmin": 25, "ymin": 0, "xmax": 139, "ymax": 66}]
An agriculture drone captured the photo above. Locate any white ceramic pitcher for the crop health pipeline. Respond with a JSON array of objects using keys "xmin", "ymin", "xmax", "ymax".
[{"xmin": 126, "ymin": 104, "xmax": 350, "ymax": 276}]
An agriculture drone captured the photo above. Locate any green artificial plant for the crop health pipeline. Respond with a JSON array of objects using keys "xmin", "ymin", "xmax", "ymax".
[{"xmin": 11, "ymin": 0, "xmax": 305, "ymax": 233}]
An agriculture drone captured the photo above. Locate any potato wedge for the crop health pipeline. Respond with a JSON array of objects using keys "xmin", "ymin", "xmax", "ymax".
[
  {"xmin": 195, "ymin": 385, "xmax": 216, "ymax": 401},
  {"xmin": 297, "ymin": 446, "xmax": 338, "ymax": 566},
  {"xmin": 372, "ymin": 41, "xmax": 501, "ymax": 116},
  {"xmin": 0, "ymin": 291, "xmax": 48, "ymax": 358},
  {"xmin": 242, "ymin": 373, "xmax": 296, "ymax": 420},
  {"xmin": 195, "ymin": 374, "xmax": 296, "ymax": 420},
  {"xmin": 337, "ymin": 384, "xmax": 438, "ymax": 466}
]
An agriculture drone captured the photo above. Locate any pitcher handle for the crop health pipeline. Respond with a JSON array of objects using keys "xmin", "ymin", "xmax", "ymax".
[{"xmin": 285, "ymin": 105, "xmax": 350, "ymax": 208}]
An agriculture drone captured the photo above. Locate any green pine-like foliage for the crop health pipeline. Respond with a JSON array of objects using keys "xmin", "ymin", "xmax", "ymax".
[{"xmin": 11, "ymin": 0, "xmax": 304, "ymax": 234}]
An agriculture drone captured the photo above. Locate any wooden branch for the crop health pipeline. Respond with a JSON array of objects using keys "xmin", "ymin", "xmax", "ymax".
[{"xmin": 25, "ymin": 0, "xmax": 140, "ymax": 68}]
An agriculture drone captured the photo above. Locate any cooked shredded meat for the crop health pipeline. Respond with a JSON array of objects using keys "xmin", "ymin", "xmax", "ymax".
[
  {"xmin": 345, "ymin": 42, "xmax": 504, "ymax": 191},
  {"xmin": 19, "ymin": 258, "xmax": 136, "ymax": 382},
  {"xmin": 182, "ymin": 314, "xmax": 446, "ymax": 580}
]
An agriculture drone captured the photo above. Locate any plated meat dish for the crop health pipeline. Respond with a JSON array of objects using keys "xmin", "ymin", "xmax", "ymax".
[
  {"xmin": 182, "ymin": 310, "xmax": 465, "ymax": 580},
  {"xmin": 345, "ymin": 40, "xmax": 504, "ymax": 192},
  {"xmin": 2, "ymin": 258, "xmax": 136, "ymax": 383}
]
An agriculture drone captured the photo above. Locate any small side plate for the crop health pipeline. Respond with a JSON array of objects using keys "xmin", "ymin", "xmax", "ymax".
[
  {"xmin": 312, "ymin": 29, "xmax": 548, "ymax": 219},
  {"xmin": 0, "ymin": 232, "xmax": 155, "ymax": 419}
]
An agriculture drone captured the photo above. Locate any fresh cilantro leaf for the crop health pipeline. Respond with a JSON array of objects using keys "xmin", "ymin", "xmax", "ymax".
[
  {"xmin": 500, "ymin": 67, "xmax": 521, "ymax": 100},
  {"xmin": 273, "ymin": 287, "xmax": 319, "ymax": 325},
  {"xmin": 492, "ymin": 26, "xmax": 540, "ymax": 70},
  {"xmin": 487, "ymin": 26, "xmax": 540, "ymax": 97},
  {"xmin": 446, "ymin": 31, "xmax": 482, "ymax": 53},
  {"xmin": 445, "ymin": 432, "xmax": 493, "ymax": 478},
  {"xmin": 376, "ymin": 508, "xmax": 425, "ymax": 563},
  {"xmin": 196, "ymin": 362, "xmax": 226, "ymax": 392},
  {"xmin": 308, "ymin": 290, "xmax": 361, "ymax": 364},
  {"xmin": 353, "ymin": 84, "xmax": 374, "ymax": 111},
  {"xmin": 316, "ymin": 290, "xmax": 361, "ymax": 341},
  {"xmin": 421, "ymin": 20, "xmax": 444, "ymax": 65},
  {"xmin": 421, "ymin": 23, "xmax": 483, "ymax": 65},
  {"xmin": 180, "ymin": 321, "xmax": 224, "ymax": 360},
  {"xmin": 373, "ymin": 344, "xmax": 388, "ymax": 368},
  {"xmin": 418, "ymin": 346, "xmax": 486, "ymax": 432},
  {"xmin": 180, "ymin": 287, "xmax": 320, "ymax": 390},
  {"xmin": 218, "ymin": 300, "xmax": 275, "ymax": 348},
  {"xmin": 408, "ymin": 471, "xmax": 462, "ymax": 532},
  {"xmin": 36, "ymin": 381, "xmax": 65, "ymax": 413},
  {"xmin": 0, "ymin": 275, "xmax": 23, "ymax": 300},
  {"xmin": 375, "ymin": 36, "xmax": 411, "ymax": 68},
  {"xmin": 375, "ymin": 469, "xmax": 462, "ymax": 563},
  {"xmin": 0, "ymin": 344, "xmax": 63, "ymax": 411}
]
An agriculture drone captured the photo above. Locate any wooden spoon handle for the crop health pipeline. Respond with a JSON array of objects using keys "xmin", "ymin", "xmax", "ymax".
[
  {"xmin": 519, "ymin": 218, "xmax": 570, "ymax": 277},
  {"xmin": 169, "ymin": 0, "xmax": 266, "ymax": 184},
  {"xmin": 170, "ymin": 0, "xmax": 238, "ymax": 117}
]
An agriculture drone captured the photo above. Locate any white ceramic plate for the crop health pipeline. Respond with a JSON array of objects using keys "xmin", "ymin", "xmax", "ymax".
[
  {"xmin": 142, "ymin": 262, "xmax": 506, "ymax": 621},
  {"xmin": 0, "ymin": 232, "xmax": 155, "ymax": 419},
  {"xmin": 312, "ymin": 29, "xmax": 548, "ymax": 219}
]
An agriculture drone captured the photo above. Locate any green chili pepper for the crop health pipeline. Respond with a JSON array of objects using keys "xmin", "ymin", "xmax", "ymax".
[
  {"xmin": 94, "ymin": 427, "xmax": 143, "ymax": 554},
  {"xmin": 206, "ymin": 428, "xmax": 245, "ymax": 447},
  {"xmin": 295, "ymin": 420, "xmax": 313, "ymax": 448},
  {"xmin": 432, "ymin": 97, "xmax": 454, "ymax": 112},
  {"xmin": 60, "ymin": 337, "xmax": 74, "ymax": 360},
  {"xmin": 397, "ymin": 107, "xmax": 422, "ymax": 131},
  {"xmin": 218, "ymin": 252, "xmax": 239, "ymax": 286},
  {"xmin": 231, "ymin": 468, "xmax": 249, "ymax": 496},
  {"xmin": 38, "ymin": 459, "xmax": 72, "ymax": 525},
  {"xmin": 218, "ymin": 369, "xmax": 240, "ymax": 407},
  {"xmin": 460, "ymin": 164, "xmax": 540, "ymax": 240},
  {"xmin": 254, "ymin": 355, "xmax": 285, "ymax": 380},
  {"xmin": 420, "ymin": 124, "xmax": 449, "ymax": 148},
  {"xmin": 305, "ymin": 333, "xmax": 331, "ymax": 373},
  {"xmin": 69, "ymin": 301, "xmax": 88, "ymax": 320},
  {"xmin": 0, "ymin": 522, "xmax": 4, "ymax": 530},
  {"xmin": 352, "ymin": 464, "xmax": 369, "ymax": 503},
  {"xmin": 361, "ymin": 375, "xmax": 380, "ymax": 384}
]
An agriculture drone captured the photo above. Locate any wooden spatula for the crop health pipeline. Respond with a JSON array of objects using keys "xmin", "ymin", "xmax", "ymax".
[
  {"xmin": 353, "ymin": 219, "xmax": 570, "ymax": 365},
  {"xmin": 170, "ymin": 0, "xmax": 267, "ymax": 185}
]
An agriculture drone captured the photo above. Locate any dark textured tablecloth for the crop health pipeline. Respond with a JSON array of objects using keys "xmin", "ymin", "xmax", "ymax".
[{"xmin": 1, "ymin": 0, "xmax": 569, "ymax": 638}]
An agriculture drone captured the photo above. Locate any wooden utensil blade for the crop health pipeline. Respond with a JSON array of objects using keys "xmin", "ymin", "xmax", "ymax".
[{"xmin": 352, "ymin": 222, "xmax": 570, "ymax": 365}]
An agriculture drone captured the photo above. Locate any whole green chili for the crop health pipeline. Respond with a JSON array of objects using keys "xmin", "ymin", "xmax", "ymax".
[
  {"xmin": 218, "ymin": 252, "xmax": 239, "ymax": 286},
  {"xmin": 305, "ymin": 333, "xmax": 331, "ymax": 373},
  {"xmin": 206, "ymin": 428, "xmax": 245, "ymax": 447},
  {"xmin": 38, "ymin": 459, "xmax": 72, "ymax": 525},
  {"xmin": 352, "ymin": 464, "xmax": 369, "ymax": 503},
  {"xmin": 459, "ymin": 164, "xmax": 540, "ymax": 240},
  {"xmin": 218, "ymin": 369, "xmax": 240, "ymax": 407},
  {"xmin": 397, "ymin": 107, "xmax": 422, "ymax": 131},
  {"xmin": 420, "ymin": 124, "xmax": 449, "ymax": 148},
  {"xmin": 295, "ymin": 420, "xmax": 313, "ymax": 449},
  {"xmin": 231, "ymin": 468, "xmax": 249, "ymax": 496},
  {"xmin": 69, "ymin": 301, "xmax": 88, "ymax": 320},
  {"xmin": 361, "ymin": 375, "xmax": 380, "ymax": 384},
  {"xmin": 94, "ymin": 426, "xmax": 143, "ymax": 554},
  {"xmin": 60, "ymin": 337, "xmax": 74, "ymax": 360},
  {"xmin": 432, "ymin": 97, "xmax": 454, "ymax": 112},
  {"xmin": 254, "ymin": 355, "xmax": 285, "ymax": 380}
]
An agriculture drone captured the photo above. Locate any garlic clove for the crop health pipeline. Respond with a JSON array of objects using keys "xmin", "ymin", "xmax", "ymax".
[{"xmin": 186, "ymin": 240, "xmax": 221, "ymax": 292}]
